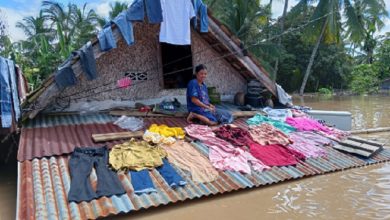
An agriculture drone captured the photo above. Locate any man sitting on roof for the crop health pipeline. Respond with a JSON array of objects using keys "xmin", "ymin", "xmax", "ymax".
[{"xmin": 186, "ymin": 64, "xmax": 219, "ymax": 126}]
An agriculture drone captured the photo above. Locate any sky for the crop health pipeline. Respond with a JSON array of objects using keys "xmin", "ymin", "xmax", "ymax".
[{"xmin": 0, "ymin": 0, "xmax": 390, "ymax": 42}]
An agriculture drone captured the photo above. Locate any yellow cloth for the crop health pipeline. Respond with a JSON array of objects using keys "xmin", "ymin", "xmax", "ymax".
[
  {"xmin": 109, "ymin": 139, "xmax": 167, "ymax": 171},
  {"xmin": 143, "ymin": 130, "xmax": 176, "ymax": 145},
  {"xmin": 148, "ymin": 124, "xmax": 185, "ymax": 139}
]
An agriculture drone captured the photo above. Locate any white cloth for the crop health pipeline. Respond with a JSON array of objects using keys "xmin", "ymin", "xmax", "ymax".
[
  {"xmin": 159, "ymin": 0, "xmax": 195, "ymax": 45},
  {"xmin": 276, "ymin": 83, "xmax": 293, "ymax": 106},
  {"xmin": 263, "ymin": 107, "xmax": 292, "ymax": 121},
  {"xmin": 114, "ymin": 116, "xmax": 144, "ymax": 131}
]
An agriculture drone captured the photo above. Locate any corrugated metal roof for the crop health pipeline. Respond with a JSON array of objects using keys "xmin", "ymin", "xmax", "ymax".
[
  {"xmin": 23, "ymin": 103, "xmax": 242, "ymax": 129},
  {"xmin": 18, "ymin": 115, "xmax": 248, "ymax": 161},
  {"xmin": 18, "ymin": 112, "xmax": 390, "ymax": 220},
  {"xmin": 17, "ymin": 142, "xmax": 390, "ymax": 220}
]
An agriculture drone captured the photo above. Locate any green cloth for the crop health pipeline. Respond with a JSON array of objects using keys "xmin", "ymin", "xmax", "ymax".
[{"xmin": 246, "ymin": 113, "xmax": 296, "ymax": 133}]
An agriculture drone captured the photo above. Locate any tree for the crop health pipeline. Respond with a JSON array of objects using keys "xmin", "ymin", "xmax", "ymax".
[
  {"xmin": 273, "ymin": 0, "xmax": 289, "ymax": 82},
  {"xmin": 275, "ymin": 7, "xmax": 353, "ymax": 93},
  {"xmin": 348, "ymin": 0, "xmax": 388, "ymax": 64},
  {"xmin": 375, "ymin": 35, "xmax": 390, "ymax": 79},
  {"xmin": 0, "ymin": 9, "xmax": 9, "ymax": 54},
  {"xmin": 294, "ymin": 0, "xmax": 385, "ymax": 95},
  {"xmin": 98, "ymin": 1, "xmax": 129, "ymax": 27}
]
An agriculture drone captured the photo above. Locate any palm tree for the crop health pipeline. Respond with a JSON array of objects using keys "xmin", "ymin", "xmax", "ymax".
[
  {"xmin": 41, "ymin": 0, "xmax": 99, "ymax": 58},
  {"xmin": 296, "ymin": 0, "xmax": 386, "ymax": 95},
  {"xmin": 98, "ymin": 1, "xmax": 129, "ymax": 27},
  {"xmin": 347, "ymin": 0, "xmax": 388, "ymax": 64},
  {"xmin": 72, "ymin": 3, "xmax": 99, "ymax": 48},
  {"xmin": 273, "ymin": 0, "xmax": 289, "ymax": 82}
]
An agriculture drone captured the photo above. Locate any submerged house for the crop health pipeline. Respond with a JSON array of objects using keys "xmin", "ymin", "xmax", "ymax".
[
  {"xmin": 23, "ymin": 11, "xmax": 276, "ymax": 119},
  {"xmin": 15, "ymin": 2, "xmax": 390, "ymax": 220}
]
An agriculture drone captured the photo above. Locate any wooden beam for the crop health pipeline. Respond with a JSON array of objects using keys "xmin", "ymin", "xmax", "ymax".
[
  {"xmin": 350, "ymin": 127, "xmax": 390, "ymax": 134},
  {"xmin": 92, "ymin": 131, "xmax": 144, "ymax": 142},
  {"xmin": 110, "ymin": 110, "xmax": 187, "ymax": 118}
]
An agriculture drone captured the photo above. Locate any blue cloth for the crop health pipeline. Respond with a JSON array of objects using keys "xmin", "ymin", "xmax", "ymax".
[
  {"xmin": 54, "ymin": 58, "xmax": 77, "ymax": 89},
  {"xmin": 192, "ymin": 0, "xmax": 209, "ymax": 32},
  {"xmin": 79, "ymin": 42, "xmax": 97, "ymax": 80},
  {"xmin": 68, "ymin": 146, "xmax": 126, "ymax": 203},
  {"xmin": 126, "ymin": 0, "xmax": 163, "ymax": 24},
  {"xmin": 192, "ymin": 108, "xmax": 217, "ymax": 122},
  {"xmin": 130, "ymin": 170, "xmax": 157, "ymax": 194},
  {"xmin": 215, "ymin": 108, "xmax": 233, "ymax": 124},
  {"xmin": 6, "ymin": 59, "xmax": 21, "ymax": 122},
  {"xmin": 157, "ymin": 159, "xmax": 187, "ymax": 188},
  {"xmin": 111, "ymin": 12, "xmax": 134, "ymax": 46},
  {"xmin": 145, "ymin": 0, "xmax": 163, "ymax": 23},
  {"xmin": 129, "ymin": 159, "xmax": 186, "ymax": 195},
  {"xmin": 187, "ymin": 79, "xmax": 210, "ymax": 113},
  {"xmin": 126, "ymin": 0, "xmax": 145, "ymax": 21},
  {"xmin": 0, "ymin": 57, "xmax": 12, "ymax": 128},
  {"xmin": 98, "ymin": 27, "xmax": 117, "ymax": 51},
  {"xmin": 187, "ymin": 79, "xmax": 218, "ymax": 122}
]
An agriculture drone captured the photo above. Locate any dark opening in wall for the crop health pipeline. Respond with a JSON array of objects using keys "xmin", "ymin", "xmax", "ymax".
[{"xmin": 160, "ymin": 43, "xmax": 193, "ymax": 89}]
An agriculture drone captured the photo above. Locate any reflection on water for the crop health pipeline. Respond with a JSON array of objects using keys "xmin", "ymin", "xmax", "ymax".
[
  {"xmin": 293, "ymin": 95, "xmax": 390, "ymax": 130},
  {"xmin": 268, "ymin": 163, "xmax": 390, "ymax": 220}
]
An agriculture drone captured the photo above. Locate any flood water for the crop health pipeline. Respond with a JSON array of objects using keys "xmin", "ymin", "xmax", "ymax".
[{"xmin": 1, "ymin": 95, "xmax": 390, "ymax": 220}]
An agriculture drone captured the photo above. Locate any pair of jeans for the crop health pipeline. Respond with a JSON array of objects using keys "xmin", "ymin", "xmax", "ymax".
[
  {"xmin": 68, "ymin": 146, "xmax": 126, "ymax": 203},
  {"xmin": 0, "ymin": 57, "xmax": 12, "ymax": 128},
  {"xmin": 192, "ymin": 0, "xmax": 209, "ymax": 32},
  {"xmin": 106, "ymin": 12, "xmax": 134, "ymax": 46},
  {"xmin": 54, "ymin": 56, "xmax": 77, "ymax": 89},
  {"xmin": 130, "ymin": 159, "xmax": 186, "ymax": 195},
  {"xmin": 5, "ymin": 59, "xmax": 21, "ymax": 122},
  {"xmin": 126, "ymin": 0, "xmax": 163, "ymax": 24},
  {"xmin": 98, "ymin": 27, "xmax": 117, "ymax": 51},
  {"xmin": 78, "ymin": 41, "xmax": 97, "ymax": 80}
]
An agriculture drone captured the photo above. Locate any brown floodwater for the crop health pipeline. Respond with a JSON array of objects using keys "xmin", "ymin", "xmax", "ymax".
[{"xmin": 1, "ymin": 95, "xmax": 390, "ymax": 220}]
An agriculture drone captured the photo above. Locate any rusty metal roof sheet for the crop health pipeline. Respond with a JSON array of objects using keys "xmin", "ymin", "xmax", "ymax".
[
  {"xmin": 18, "ymin": 117, "xmax": 192, "ymax": 161},
  {"xmin": 18, "ymin": 112, "xmax": 390, "ymax": 220},
  {"xmin": 18, "ymin": 112, "xmax": 249, "ymax": 161},
  {"xmin": 17, "ymin": 142, "xmax": 390, "ymax": 220}
]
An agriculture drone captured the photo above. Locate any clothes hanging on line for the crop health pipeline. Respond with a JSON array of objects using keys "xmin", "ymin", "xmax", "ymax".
[
  {"xmin": 0, "ymin": 57, "xmax": 12, "ymax": 128},
  {"xmin": 192, "ymin": 0, "xmax": 209, "ymax": 32},
  {"xmin": 159, "ymin": 0, "xmax": 195, "ymax": 45},
  {"xmin": 126, "ymin": 0, "xmax": 163, "ymax": 24},
  {"xmin": 98, "ymin": 26, "xmax": 117, "ymax": 51}
]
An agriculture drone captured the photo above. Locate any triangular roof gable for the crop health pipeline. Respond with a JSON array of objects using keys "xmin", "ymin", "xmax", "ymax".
[{"xmin": 22, "ymin": 10, "xmax": 276, "ymax": 120}]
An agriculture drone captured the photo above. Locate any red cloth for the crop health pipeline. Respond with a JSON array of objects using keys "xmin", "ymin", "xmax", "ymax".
[
  {"xmin": 249, "ymin": 143, "xmax": 305, "ymax": 166},
  {"xmin": 214, "ymin": 125, "xmax": 254, "ymax": 148},
  {"xmin": 214, "ymin": 125, "xmax": 305, "ymax": 167}
]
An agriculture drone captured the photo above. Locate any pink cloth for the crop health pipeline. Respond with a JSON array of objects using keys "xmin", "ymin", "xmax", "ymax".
[
  {"xmin": 117, "ymin": 77, "xmax": 132, "ymax": 88},
  {"xmin": 287, "ymin": 132, "xmax": 330, "ymax": 158},
  {"xmin": 185, "ymin": 124, "xmax": 269, "ymax": 174},
  {"xmin": 286, "ymin": 117, "xmax": 333, "ymax": 134},
  {"xmin": 248, "ymin": 124, "xmax": 293, "ymax": 146}
]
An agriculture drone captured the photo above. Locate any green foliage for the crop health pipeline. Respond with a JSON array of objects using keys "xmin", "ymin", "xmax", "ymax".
[
  {"xmin": 375, "ymin": 37, "xmax": 390, "ymax": 79},
  {"xmin": 8, "ymin": 0, "xmax": 103, "ymax": 89},
  {"xmin": 318, "ymin": 87, "xmax": 333, "ymax": 95},
  {"xmin": 349, "ymin": 64, "xmax": 379, "ymax": 94}
]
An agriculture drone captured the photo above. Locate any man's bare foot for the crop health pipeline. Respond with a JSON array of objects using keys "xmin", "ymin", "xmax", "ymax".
[{"xmin": 187, "ymin": 112, "xmax": 195, "ymax": 124}]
